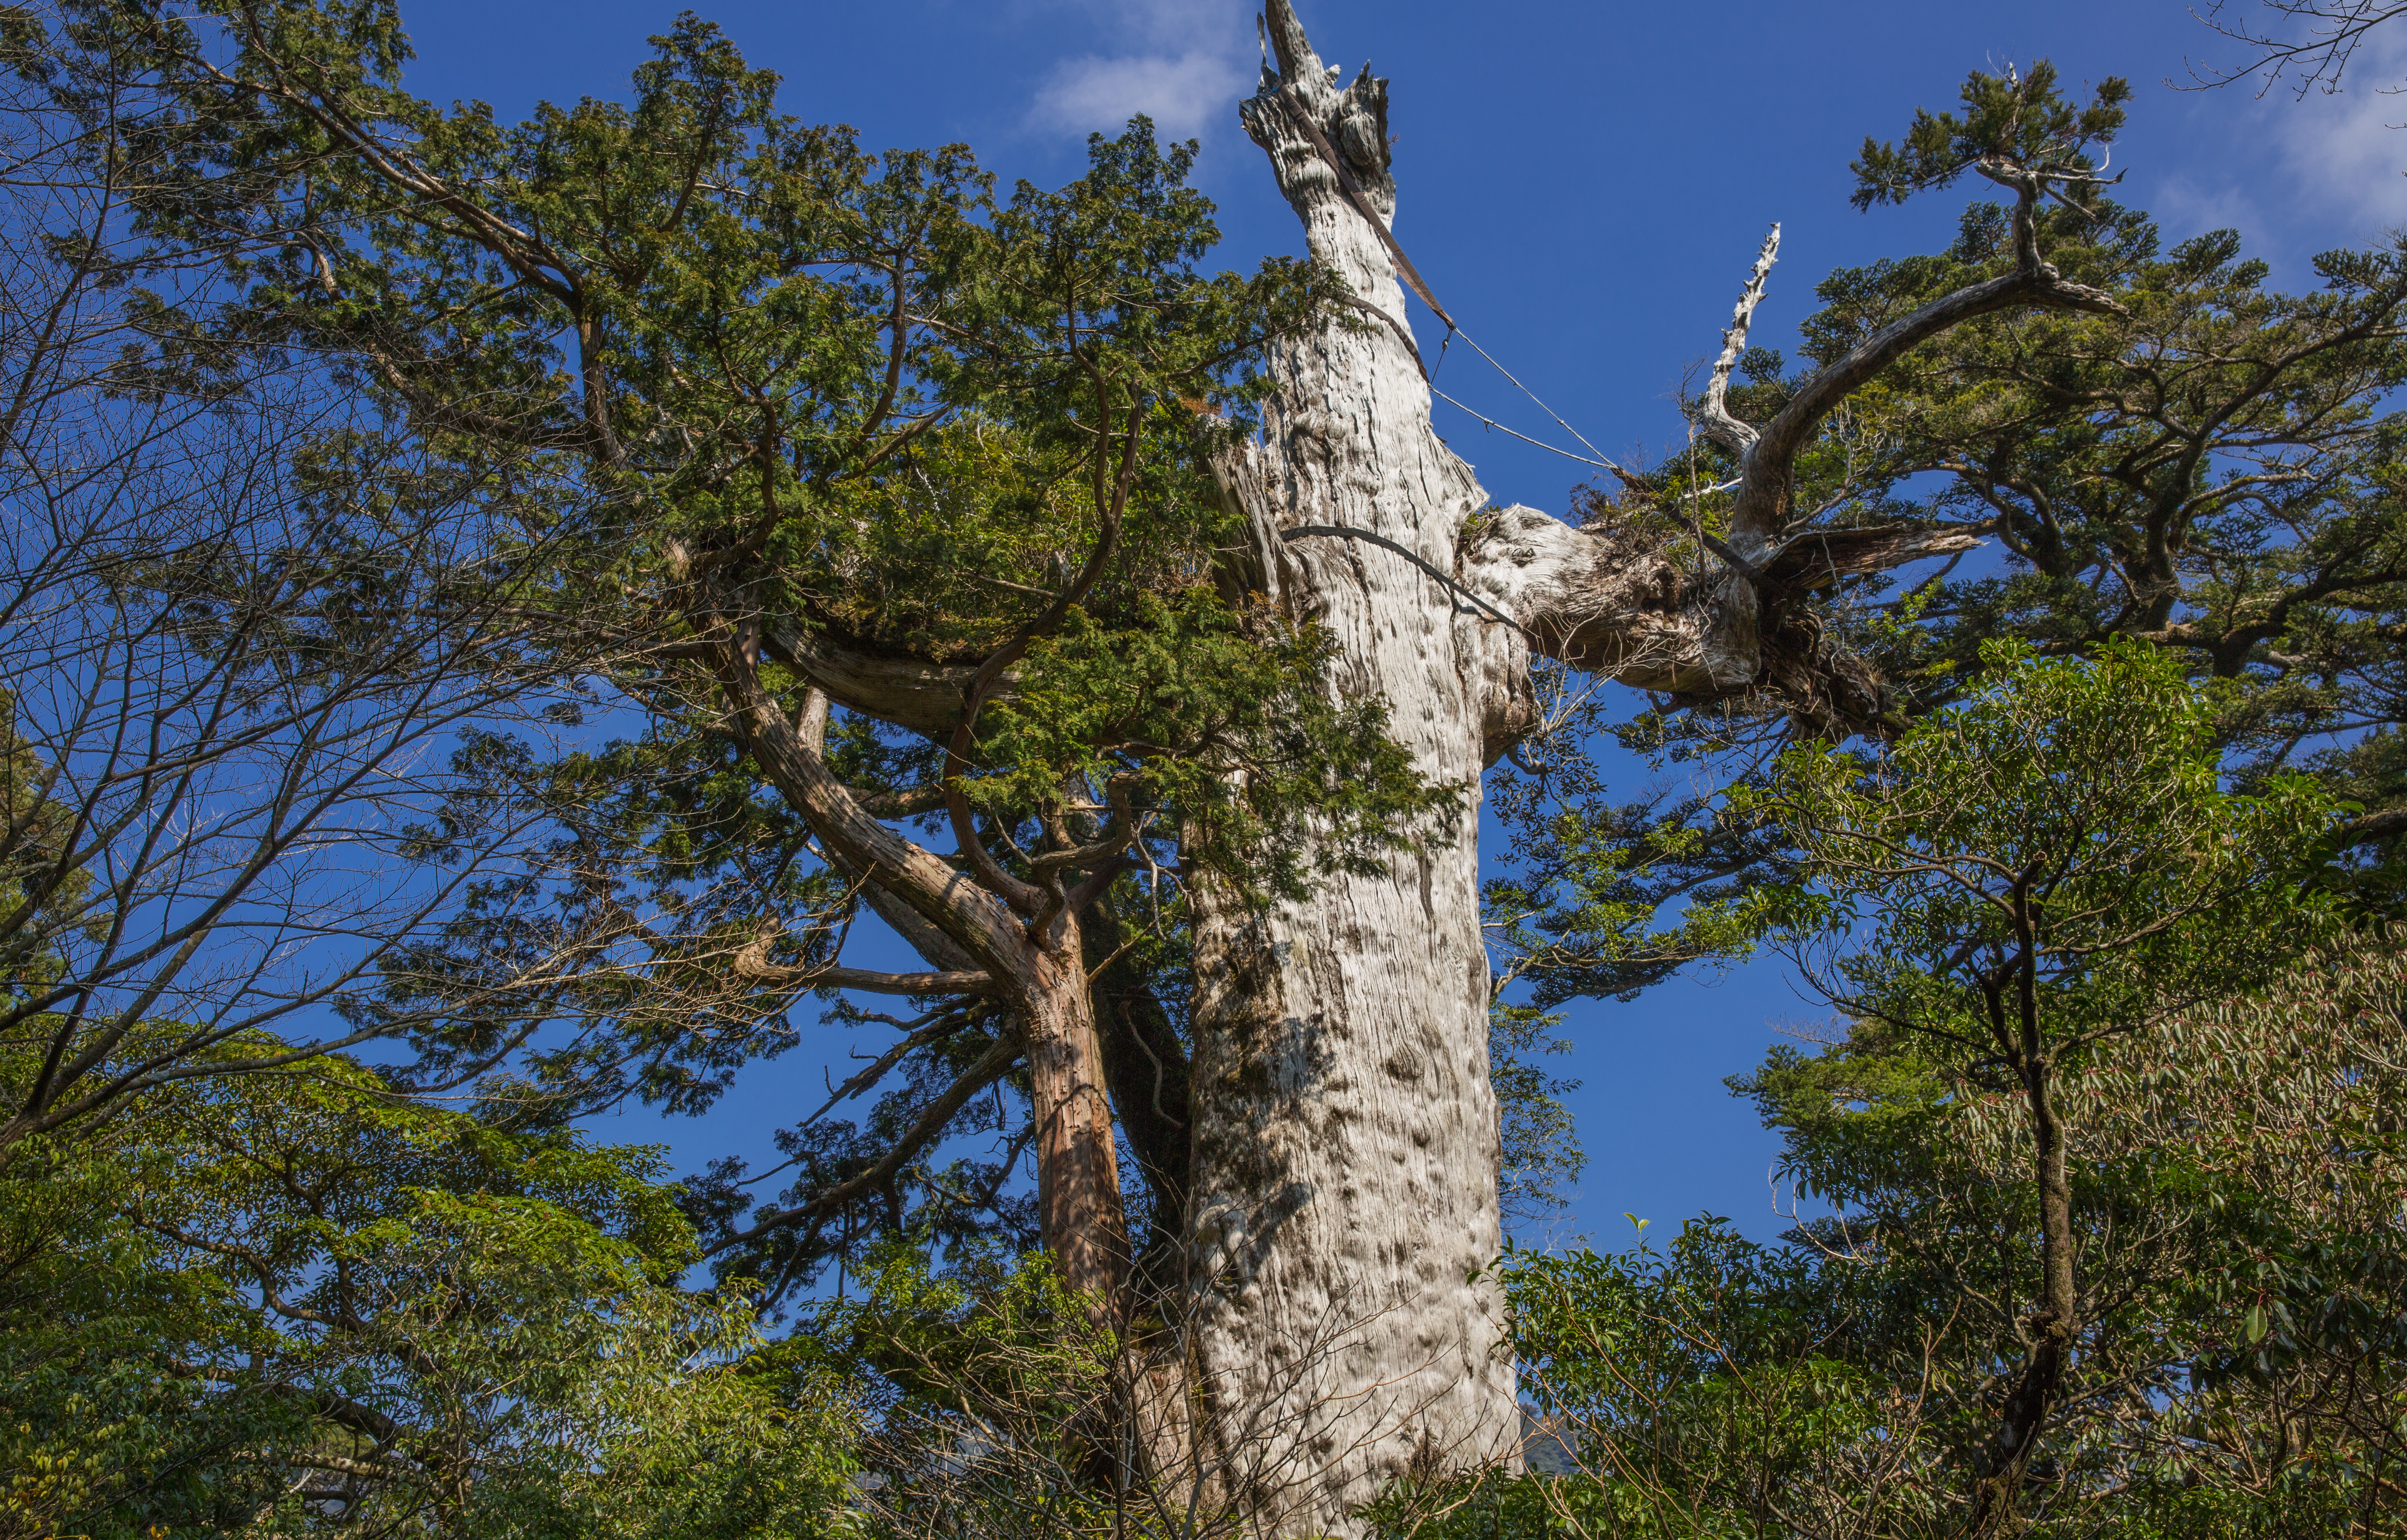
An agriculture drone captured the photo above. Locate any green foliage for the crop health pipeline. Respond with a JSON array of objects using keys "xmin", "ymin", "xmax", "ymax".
[
  {"xmin": 1507, "ymin": 103, "xmax": 2407, "ymax": 1032},
  {"xmin": 1806, "ymin": 201, "xmax": 2407, "ymax": 789},
  {"xmin": 818, "ymin": 1245, "xmax": 1148, "ymax": 1538},
  {"xmin": 3, "ymin": 0, "xmax": 1465, "ymax": 1298},
  {"xmin": 967, "ymin": 591, "xmax": 1457, "ymax": 904},
  {"xmin": 1371, "ymin": 1220, "xmax": 1940, "ymax": 1540},
  {"xmin": 1405, "ymin": 645, "xmax": 2401, "ymax": 1535},
  {"xmin": 0, "ymin": 1046, "xmax": 859, "ymax": 1539},
  {"xmin": 1852, "ymin": 60, "xmax": 2130, "ymax": 208},
  {"xmin": 0, "ymin": 1135, "xmax": 297, "ymax": 1539},
  {"xmin": 48, "ymin": 0, "xmax": 1383, "ymax": 861},
  {"xmin": 1485, "ymin": 706, "xmax": 1764, "ymax": 1009},
  {"xmin": 1735, "ymin": 638, "xmax": 2342, "ymax": 1047},
  {"xmin": 1491, "ymin": 1002, "xmax": 1587, "ymax": 1224}
]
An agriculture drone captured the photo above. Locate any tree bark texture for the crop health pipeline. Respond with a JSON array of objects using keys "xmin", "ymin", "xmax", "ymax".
[
  {"xmin": 1181, "ymin": 10, "xmax": 1580, "ymax": 1528},
  {"xmin": 1182, "ymin": 30, "xmax": 1512, "ymax": 1536},
  {"xmin": 1021, "ymin": 939, "xmax": 1130, "ymax": 1303},
  {"xmin": 1177, "ymin": 6, "xmax": 1974, "ymax": 1530}
]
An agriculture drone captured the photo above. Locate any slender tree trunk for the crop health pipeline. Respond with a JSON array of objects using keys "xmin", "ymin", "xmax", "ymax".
[
  {"xmin": 1972, "ymin": 947, "xmax": 2079, "ymax": 1532},
  {"xmin": 1970, "ymin": 1054, "xmax": 2077, "ymax": 1532},
  {"xmin": 1023, "ymin": 929, "xmax": 1130, "ymax": 1302},
  {"xmin": 720, "ymin": 661, "xmax": 1130, "ymax": 1303}
]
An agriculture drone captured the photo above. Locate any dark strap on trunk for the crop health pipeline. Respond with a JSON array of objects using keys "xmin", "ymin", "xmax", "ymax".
[
  {"xmin": 1276, "ymin": 85, "xmax": 1458, "ymax": 336},
  {"xmin": 1334, "ymin": 293, "xmax": 1427, "ymax": 379}
]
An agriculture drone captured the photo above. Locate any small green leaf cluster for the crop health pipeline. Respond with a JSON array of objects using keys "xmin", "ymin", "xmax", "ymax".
[
  {"xmin": 1851, "ymin": 60, "xmax": 2130, "ymax": 208},
  {"xmin": 1733, "ymin": 638, "xmax": 2342, "ymax": 1050},
  {"xmin": 1370, "ymin": 1220, "xmax": 1930, "ymax": 1540},
  {"xmin": 964, "ymin": 591, "xmax": 1458, "ymax": 904}
]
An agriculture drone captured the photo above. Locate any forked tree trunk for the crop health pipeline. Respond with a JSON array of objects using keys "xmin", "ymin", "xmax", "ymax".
[{"xmin": 719, "ymin": 667, "xmax": 1132, "ymax": 1305}]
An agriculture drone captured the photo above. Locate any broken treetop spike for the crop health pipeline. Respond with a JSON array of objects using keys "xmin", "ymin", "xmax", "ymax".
[{"xmin": 1264, "ymin": 0, "xmax": 1323, "ymax": 86}]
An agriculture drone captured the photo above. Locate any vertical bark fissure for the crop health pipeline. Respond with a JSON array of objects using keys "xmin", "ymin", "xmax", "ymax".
[{"xmin": 1090, "ymin": 934, "xmax": 1194, "ymax": 1292}]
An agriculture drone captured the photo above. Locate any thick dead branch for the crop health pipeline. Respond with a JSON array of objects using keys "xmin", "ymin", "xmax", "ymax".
[{"xmin": 1696, "ymin": 225, "xmax": 1779, "ymax": 456}]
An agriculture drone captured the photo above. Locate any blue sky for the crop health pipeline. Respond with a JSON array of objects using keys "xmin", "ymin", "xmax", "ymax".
[{"xmin": 394, "ymin": 0, "xmax": 2407, "ymax": 1246}]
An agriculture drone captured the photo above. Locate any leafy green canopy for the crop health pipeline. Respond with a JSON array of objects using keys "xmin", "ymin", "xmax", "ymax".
[
  {"xmin": 1490, "ymin": 60, "xmax": 2407, "ymax": 1017},
  {"xmin": 1389, "ymin": 648, "xmax": 2401, "ymax": 1538},
  {"xmin": 1736, "ymin": 638, "xmax": 2340, "ymax": 1048},
  {"xmin": 1851, "ymin": 59, "xmax": 2131, "ymax": 209},
  {"xmin": 13, "ymin": 0, "xmax": 1463, "ymax": 1287},
  {"xmin": 0, "ymin": 1040, "xmax": 858, "ymax": 1540},
  {"xmin": 53, "ymin": 0, "xmax": 1432, "ymax": 891}
]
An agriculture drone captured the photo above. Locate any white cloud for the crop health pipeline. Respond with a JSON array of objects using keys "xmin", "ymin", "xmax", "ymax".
[
  {"xmin": 2267, "ymin": 70, "xmax": 2407, "ymax": 233},
  {"xmin": 1023, "ymin": 0, "xmax": 1253, "ymax": 142},
  {"xmin": 1030, "ymin": 49, "xmax": 1248, "ymax": 140},
  {"xmin": 2139, "ymin": 27, "xmax": 2407, "ymax": 280},
  {"xmin": 2203, "ymin": 23, "xmax": 2407, "ymax": 244},
  {"xmin": 2147, "ymin": 173, "xmax": 2259, "ymax": 247}
]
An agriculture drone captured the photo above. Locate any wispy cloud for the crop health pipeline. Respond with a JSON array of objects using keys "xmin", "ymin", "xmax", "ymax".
[
  {"xmin": 2140, "ymin": 27, "xmax": 2407, "ymax": 280},
  {"xmin": 2147, "ymin": 171, "xmax": 2260, "ymax": 247},
  {"xmin": 1025, "ymin": 0, "xmax": 1254, "ymax": 142},
  {"xmin": 2263, "ymin": 35, "xmax": 2407, "ymax": 235},
  {"xmin": 1031, "ymin": 50, "xmax": 1249, "ymax": 140}
]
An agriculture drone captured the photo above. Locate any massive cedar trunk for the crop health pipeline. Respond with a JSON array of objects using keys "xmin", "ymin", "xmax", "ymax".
[
  {"xmin": 1176, "ymin": 5, "xmax": 2113, "ymax": 1531},
  {"xmin": 1177, "ymin": 14, "xmax": 1528, "ymax": 1524},
  {"xmin": 1175, "ymin": 8, "xmax": 1608, "ymax": 1522}
]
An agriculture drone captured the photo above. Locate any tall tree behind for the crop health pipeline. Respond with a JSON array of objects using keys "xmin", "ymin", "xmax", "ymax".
[
  {"xmin": 36, "ymin": 0, "xmax": 1424, "ymax": 1327},
  {"xmin": 1378, "ymin": 657, "xmax": 2399, "ymax": 1540},
  {"xmin": 1738, "ymin": 640, "xmax": 2341, "ymax": 1528}
]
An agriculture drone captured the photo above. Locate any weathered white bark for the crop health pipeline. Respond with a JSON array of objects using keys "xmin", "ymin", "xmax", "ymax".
[{"xmin": 1180, "ymin": 12, "xmax": 1529, "ymax": 1531}]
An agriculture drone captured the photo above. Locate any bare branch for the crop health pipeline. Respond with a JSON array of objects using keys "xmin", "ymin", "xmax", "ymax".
[
  {"xmin": 2183, "ymin": 1, "xmax": 2407, "ymax": 97},
  {"xmin": 1696, "ymin": 224, "xmax": 1779, "ymax": 455}
]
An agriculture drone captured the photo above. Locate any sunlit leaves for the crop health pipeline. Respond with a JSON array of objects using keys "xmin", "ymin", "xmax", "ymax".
[{"xmin": 1852, "ymin": 60, "xmax": 2131, "ymax": 209}]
